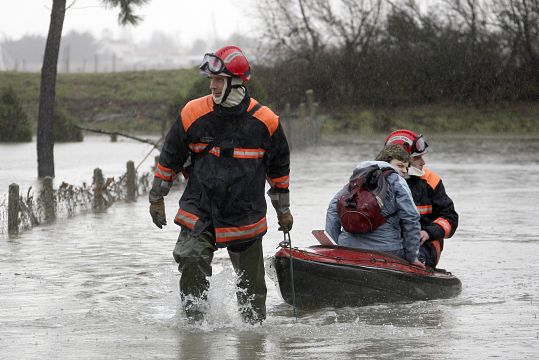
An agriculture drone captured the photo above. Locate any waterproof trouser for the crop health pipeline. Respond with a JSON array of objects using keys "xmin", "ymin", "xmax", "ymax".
[
  {"xmin": 227, "ymin": 237, "xmax": 267, "ymax": 323},
  {"xmin": 419, "ymin": 242, "xmax": 437, "ymax": 268},
  {"xmin": 172, "ymin": 229, "xmax": 267, "ymax": 323}
]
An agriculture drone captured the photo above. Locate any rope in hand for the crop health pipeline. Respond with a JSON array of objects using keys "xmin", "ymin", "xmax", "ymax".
[{"xmin": 283, "ymin": 231, "xmax": 298, "ymax": 320}]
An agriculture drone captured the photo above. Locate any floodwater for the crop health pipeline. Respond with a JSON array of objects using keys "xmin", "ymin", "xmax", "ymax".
[{"xmin": 1, "ymin": 134, "xmax": 538, "ymax": 359}]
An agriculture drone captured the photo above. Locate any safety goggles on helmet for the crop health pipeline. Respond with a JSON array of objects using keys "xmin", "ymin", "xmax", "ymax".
[
  {"xmin": 408, "ymin": 134, "xmax": 428, "ymax": 156},
  {"xmin": 199, "ymin": 53, "xmax": 232, "ymax": 76}
]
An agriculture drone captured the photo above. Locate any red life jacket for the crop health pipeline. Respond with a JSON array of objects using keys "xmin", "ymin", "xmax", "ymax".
[{"xmin": 337, "ymin": 165, "xmax": 396, "ymax": 234}]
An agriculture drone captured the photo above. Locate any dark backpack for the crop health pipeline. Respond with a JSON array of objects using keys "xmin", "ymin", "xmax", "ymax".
[{"xmin": 337, "ymin": 165, "xmax": 396, "ymax": 234}]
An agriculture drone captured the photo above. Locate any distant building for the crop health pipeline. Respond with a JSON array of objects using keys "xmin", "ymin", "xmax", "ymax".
[{"xmin": 0, "ymin": 31, "xmax": 260, "ymax": 73}]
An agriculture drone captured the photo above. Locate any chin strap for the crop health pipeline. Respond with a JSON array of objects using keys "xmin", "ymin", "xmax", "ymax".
[{"xmin": 221, "ymin": 77, "xmax": 233, "ymax": 103}]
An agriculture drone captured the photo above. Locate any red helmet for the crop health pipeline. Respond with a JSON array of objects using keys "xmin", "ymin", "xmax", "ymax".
[
  {"xmin": 199, "ymin": 45, "xmax": 251, "ymax": 82},
  {"xmin": 384, "ymin": 129, "xmax": 428, "ymax": 157}
]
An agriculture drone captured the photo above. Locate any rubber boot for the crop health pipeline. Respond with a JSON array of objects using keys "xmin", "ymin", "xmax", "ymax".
[
  {"xmin": 179, "ymin": 267, "xmax": 209, "ymax": 324},
  {"xmin": 173, "ymin": 230, "xmax": 217, "ymax": 323},
  {"xmin": 227, "ymin": 237, "xmax": 267, "ymax": 324}
]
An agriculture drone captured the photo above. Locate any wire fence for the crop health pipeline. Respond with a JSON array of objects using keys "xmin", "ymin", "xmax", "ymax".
[{"xmin": 0, "ymin": 161, "xmax": 152, "ymax": 236}]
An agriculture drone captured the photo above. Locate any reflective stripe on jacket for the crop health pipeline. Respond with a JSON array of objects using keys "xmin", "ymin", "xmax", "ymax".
[
  {"xmin": 407, "ymin": 167, "xmax": 459, "ymax": 264},
  {"xmin": 154, "ymin": 94, "xmax": 290, "ymax": 247}
]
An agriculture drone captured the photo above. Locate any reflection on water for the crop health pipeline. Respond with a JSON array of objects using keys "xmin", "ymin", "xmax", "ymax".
[{"xmin": 1, "ymin": 134, "xmax": 539, "ymax": 359}]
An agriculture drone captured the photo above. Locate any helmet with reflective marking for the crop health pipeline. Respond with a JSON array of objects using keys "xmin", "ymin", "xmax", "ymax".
[
  {"xmin": 385, "ymin": 129, "xmax": 428, "ymax": 157},
  {"xmin": 199, "ymin": 45, "xmax": 251, "ymax": 82}
]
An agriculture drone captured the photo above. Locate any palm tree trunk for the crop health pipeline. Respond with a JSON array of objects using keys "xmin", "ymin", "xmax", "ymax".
[{"xmin": 37, "ymin": 0, "xmax": 66, "ymax": 178}]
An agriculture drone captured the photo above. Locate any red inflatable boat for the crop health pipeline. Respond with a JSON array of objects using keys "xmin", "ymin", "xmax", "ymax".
[{"xmin": 272, "ymin": 232, "xmax": 462, "ymax": 309}]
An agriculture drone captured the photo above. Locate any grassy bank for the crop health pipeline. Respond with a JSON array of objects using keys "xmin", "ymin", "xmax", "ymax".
[
  {"xmin": 322, "ymin": 102, "xmax": 539, "ymax": 135},
  {"xmin": 0, "ymin": 69, "xmax": 199, "ymax": 133},
  {"xmin": 1, "ymin": 70, "xmax": 539, "ymax": 135}
]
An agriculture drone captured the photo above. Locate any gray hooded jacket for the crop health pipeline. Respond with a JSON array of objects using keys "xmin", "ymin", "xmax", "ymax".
[{"xmin": 325, "ymin": 161, "xmax": 421, "ymax": 263}]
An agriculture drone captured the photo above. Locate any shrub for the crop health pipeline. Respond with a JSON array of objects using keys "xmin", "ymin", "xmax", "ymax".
[
  {"xmin": 0, "ymin": 87, "xmax": 32, "ymax": 142},
  {"xmin": 54, "ymin": 106, "xmax": 83, "ymax": 142}
]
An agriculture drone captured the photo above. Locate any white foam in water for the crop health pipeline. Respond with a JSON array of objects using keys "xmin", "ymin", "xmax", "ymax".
[{"xmin": 153, "ymin": 258, "xmax": 265, "ymax": 330}]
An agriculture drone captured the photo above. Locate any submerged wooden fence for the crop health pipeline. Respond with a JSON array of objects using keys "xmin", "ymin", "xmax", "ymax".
[{"xmin": 3, "ymin": 160, "xmax": 152, "ymax": 236}]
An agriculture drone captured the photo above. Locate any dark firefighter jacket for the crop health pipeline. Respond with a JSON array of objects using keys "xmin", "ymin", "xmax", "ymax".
[
  {"xmin": 154, "ymin": 94, "xmax": 290, "ymax": 247},
  {"xmin": 407, "ymin": 167, "xmax": 459, "ymax": 264}
]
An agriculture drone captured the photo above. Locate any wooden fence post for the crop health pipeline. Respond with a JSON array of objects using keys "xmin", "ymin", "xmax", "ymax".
[
  {"xmin": 298, "ymin": 102, "xmax": 306, "ymax": 120},
  {"xmin": 42, "ymin": 176, "xmax": 56, "ymax": 222},
  {"xmin": 8, "ymin": 183, "xmax": 20, "ymax": 234},
  {"xmin": 126, "ymin": 160, "xmax": 137, "ymax": 202},
  {"xmin": 306, "ymin": 89, "xmax": 314, "ymax": 118},
  {"xmin": 305, "ymin": 89, "xmax": 320, "ymax": 145},
  {"xmin": 93, "ymin": 168, "xmax": 105, "ymax": 211}
]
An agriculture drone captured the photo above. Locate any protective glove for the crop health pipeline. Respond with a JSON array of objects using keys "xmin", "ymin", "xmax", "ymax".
[
  {"xmin": 277, "ymin": 211, "xmax": 294, "ymax": 233},
  {"xmin": 149, "ymin": 198, "xmax": 167, "ymax": 229}
]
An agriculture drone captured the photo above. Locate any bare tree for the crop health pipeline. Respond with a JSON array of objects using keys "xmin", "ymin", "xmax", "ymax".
[
  {"xmin": 256, "ymin": 0, "xmax": 383, "ymax": 60},
  {"xmin": 255, "ymin": 0, "xmax": 325, "ymax": 62},
  {"xmin": 314, "ymin": 0, "xmax": 383, "ymax": 52},
  {"xmin": 254, "ymin": 0, "xmax": 538, "ymax": 106},
  {"xmin": 312, "ymin": 0, "xmax": 384, "ymax": 101},
  {"xmin": 492, "ymin": 0, "xmax": 539, "ymax": 65},
  {"xmin": 255, "ymin": 0, "xmax": 384, "ymax": 104},
  {"xmin": 37, "ymin": 0, "xmax": 149, "ymax": 178}
]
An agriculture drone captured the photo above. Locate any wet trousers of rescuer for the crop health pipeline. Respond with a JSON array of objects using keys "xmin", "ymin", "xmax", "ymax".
[
  {"xmin": 173, "ymin": 229, "xmax": 267, "ymax": 324},
  {"xmin": 418, "ymin": 240, "xmax": 438, "ymax": 268}
]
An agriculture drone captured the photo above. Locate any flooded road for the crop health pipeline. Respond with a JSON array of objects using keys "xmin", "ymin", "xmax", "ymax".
[{"xmin": 1, "ymin": 134, "xmax": 538, "ymax": 359}]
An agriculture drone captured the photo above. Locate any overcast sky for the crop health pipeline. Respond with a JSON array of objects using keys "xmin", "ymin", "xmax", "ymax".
[{"xmin": 0, "ymin": 0, "xmax": 256, "ymax": 46}]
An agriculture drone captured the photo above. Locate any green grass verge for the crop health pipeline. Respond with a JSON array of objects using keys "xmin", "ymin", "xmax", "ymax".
[
  {"xmin": 0, "ymin": 69, "xmax": 199, "ymax": 133},
  {"xmin": 2, "ymin": 70, "xmax": 538, "ymax": 134},
  {"xmin": 322, "ymin": 103, "xmax": 539, "ymax": 135}
]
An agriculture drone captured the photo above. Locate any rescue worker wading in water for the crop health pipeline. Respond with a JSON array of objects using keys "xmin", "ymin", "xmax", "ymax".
[{"xmin": 148, "ymin": 46, "xmax": 293, "ymax": 324}]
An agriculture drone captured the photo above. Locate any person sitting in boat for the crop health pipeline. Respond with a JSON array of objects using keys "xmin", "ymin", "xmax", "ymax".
[
  {"xmin": 326, "ymin": 144, "xmax": 425, "ymax": 268},
  {"xmin": 385, "ymin": 130, "xmax": 459, "ymax": 268}
]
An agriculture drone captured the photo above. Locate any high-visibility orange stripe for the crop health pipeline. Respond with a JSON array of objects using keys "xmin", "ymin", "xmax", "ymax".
[
  {"xmin": 417, "ymin": 205, "xmax": 432, "ymax": 215},
  {"xmin": 433, "ymin": 217, "xmax": 452, "ymax": 238},
  {"xmin": 189, "ymin": 143, "xmax": 265, "ymax": 159},
  {"xmin": 247, "ymin": 98, "xmax": 259, "ymax": 113},
  {"xmin": 181, "ymin": 95, "xmax": 213, "ymax": 132},
  {"xmin": 233, "ymin": 148, "xmax": 265, "ymax": 159},
  {"xmin": 430, "ymin": 239, "xmax": 442, "ymax": 266},
  {"xmin": 268, "ymin": 175, "xmax": 289, "ymax": 189},
  {"xmin": 154, "ymin": 163, "xmax": 176, "ymax": 181},
  {"xmin": 421, "ymin": 167, "xmax": 441, "ymax": 190},
  {"xmin": 215, "ymin": 217, "xmax": 268, "ymax": 243},
  {"xmin": 189, "ymin": 143, "xmax": 208, "ymax": 152},
  {"xmin": 250, "ymin": 101, "xmax": 279, "ymax": 136},
  {"xmin": 174, "ymin": 208, "xmax": 199, "ymax": 230}
]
